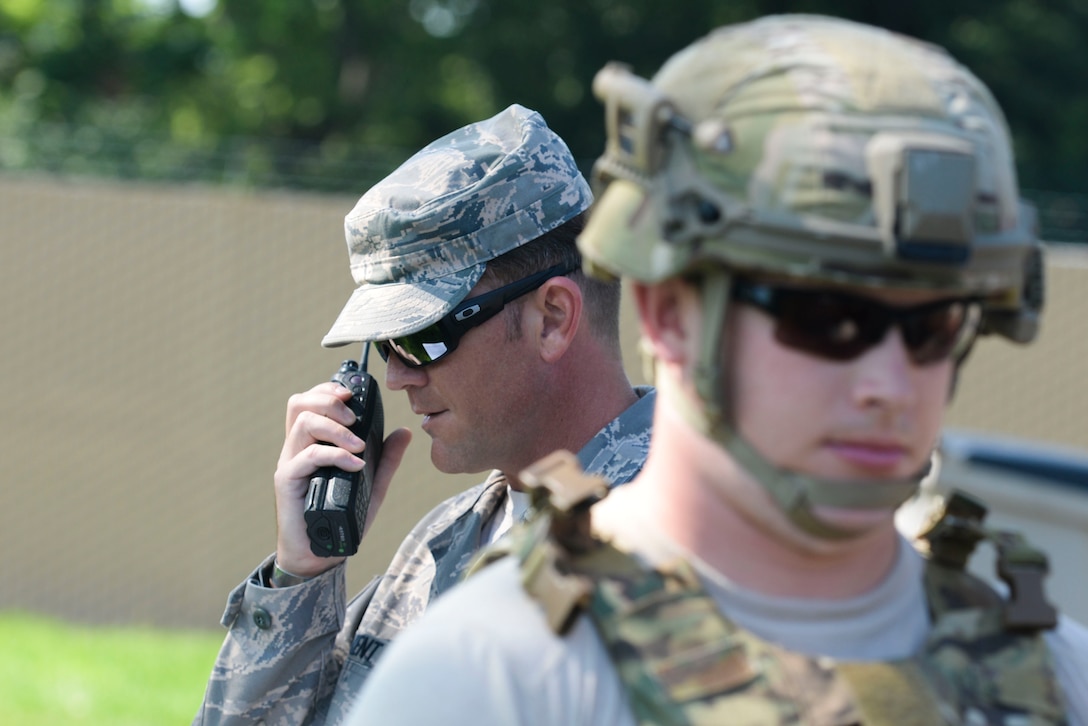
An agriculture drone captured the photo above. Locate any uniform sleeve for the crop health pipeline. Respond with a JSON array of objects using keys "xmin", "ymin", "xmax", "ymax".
[
  {"xmin": 193, "ymin": 554, "xmax": 348, "ymax": 726},
  {"xmin": 1045, "ymin": 614, "xmax": 1088, "ymax": 726}
]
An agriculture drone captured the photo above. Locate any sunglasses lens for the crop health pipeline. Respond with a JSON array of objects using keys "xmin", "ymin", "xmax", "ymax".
[
  {"xmin": 771, "ymin": 291, "xmax": 875, "ymax": 361},
  {"xmin": 378, "ymin": 323, "xmax": 455, "ymax": 368},
  {"xmin": 898, "ymin": 302, "xmax": 978, "ymax": 364},
  {"xmin": 754, "ymin": 286, "xmax": 978, "ymax": 364}
]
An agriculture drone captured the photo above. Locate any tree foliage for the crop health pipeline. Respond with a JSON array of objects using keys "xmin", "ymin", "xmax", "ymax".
[{"xmin": 0, "ymin": 0, "xmax": 1085, "ymax": 237}]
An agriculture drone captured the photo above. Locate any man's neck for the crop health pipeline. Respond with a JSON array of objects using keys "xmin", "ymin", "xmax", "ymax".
[
  {"xmin": 607, "ymin": 406, "xmax": 901, "ymax": 600},
  {"xmin": 507, "ymin": 366, "xmax": 638, "ymax": 492}
]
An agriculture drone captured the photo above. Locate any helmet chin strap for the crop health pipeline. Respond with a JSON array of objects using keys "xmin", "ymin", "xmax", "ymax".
[{"xmin": 665, "ymin": 270, "xmax": 926, "ymax": 541}]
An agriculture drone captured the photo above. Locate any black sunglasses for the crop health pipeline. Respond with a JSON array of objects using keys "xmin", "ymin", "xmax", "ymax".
[
  {"xmin": 377, "ymin": 263, "xmax": 577, "ymax": 368},
  {"xmin": 731, "ymin": 277, "xmax": 982, "ymax": 365}
]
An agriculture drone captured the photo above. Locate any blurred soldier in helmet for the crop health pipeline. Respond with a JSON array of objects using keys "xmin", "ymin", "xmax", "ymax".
[{"xmin": 349, "ymin": 16, "xmax": 1088, "ymax": 725}]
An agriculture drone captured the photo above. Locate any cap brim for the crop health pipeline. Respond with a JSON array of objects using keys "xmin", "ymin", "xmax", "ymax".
[{"xmin": 322, "ymin": 264, "xmax": 485, "ymax": 347}]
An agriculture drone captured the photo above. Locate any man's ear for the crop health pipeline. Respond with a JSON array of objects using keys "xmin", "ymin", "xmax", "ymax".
[
  {"xmin": 535, "ymin": 277, "xmax": 582, "ymax": 363},
  {"xmin": 632, "ymin": 278, "xmax": 695, "ymax": 367}
]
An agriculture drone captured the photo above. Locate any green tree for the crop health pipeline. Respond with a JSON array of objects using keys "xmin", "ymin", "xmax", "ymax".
[{"xmin": 0, "ymin": 0, "xmax": 1084, "ymax": 237}]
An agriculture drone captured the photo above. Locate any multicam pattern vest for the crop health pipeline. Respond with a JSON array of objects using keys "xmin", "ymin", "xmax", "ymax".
[{"xmin": 475, "ymin": 451, "xmax": 1069, "ymax": 726}]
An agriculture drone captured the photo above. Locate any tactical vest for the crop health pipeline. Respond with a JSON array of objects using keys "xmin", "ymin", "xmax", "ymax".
[{"xmin": 470, "ymin": 450, "xmax": 1069, "ymax": 726}]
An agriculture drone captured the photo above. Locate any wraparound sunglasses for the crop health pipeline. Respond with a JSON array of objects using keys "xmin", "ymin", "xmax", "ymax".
[
  {"xmin": 730, "ymin": 277, "xmax": 982, "ymax": 365},
  {"xmin": 377, "ymin": 262, "xmax": 577, "ymax": 368}
]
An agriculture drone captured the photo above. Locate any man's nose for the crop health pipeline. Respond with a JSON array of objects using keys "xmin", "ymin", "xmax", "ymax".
[
  {"xmin": 850, "ymin": 327, "xmax": 920, "ymax": 411},
  {"xmin": 384, "ymin": 350, "xmax": 428, "ymax": 391}
]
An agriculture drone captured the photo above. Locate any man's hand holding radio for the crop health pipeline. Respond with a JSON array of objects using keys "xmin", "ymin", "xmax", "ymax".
[{"xmin": 272, "ymin": 380, "xmax": 412, "ymax": 581}]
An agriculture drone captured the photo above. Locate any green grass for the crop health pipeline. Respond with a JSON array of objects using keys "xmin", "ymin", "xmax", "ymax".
[{"xmin": 0, "ymin": 611, "xmax": 224, "ymax": 726}]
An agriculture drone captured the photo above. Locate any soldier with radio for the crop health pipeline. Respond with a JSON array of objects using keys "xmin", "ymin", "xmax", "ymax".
[{"xmin": 195, "ymin": 104, "xmax": 653, "ymax": 724}]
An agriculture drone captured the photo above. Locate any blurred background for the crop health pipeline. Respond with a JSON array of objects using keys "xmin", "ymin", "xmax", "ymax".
[{"xmin": 1, "ymin": 1, "xmax": 1086, "ymax": 720}]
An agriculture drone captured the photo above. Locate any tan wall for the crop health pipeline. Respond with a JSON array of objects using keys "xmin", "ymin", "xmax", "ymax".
[
  {"xmin": 944, "ymin": 249, "xmax": 1088, "ymax": 444},
  {"xmin": 2, "ymin": 174, "xmax": 1086, "ymax": 630}
]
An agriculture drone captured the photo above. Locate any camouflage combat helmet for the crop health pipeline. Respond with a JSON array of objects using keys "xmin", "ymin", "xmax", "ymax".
[{"xmin": 578, "ymin": 15, "xmax": 1046, "ymax": 539}]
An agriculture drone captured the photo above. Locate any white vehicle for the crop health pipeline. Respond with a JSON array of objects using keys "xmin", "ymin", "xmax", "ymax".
[{"xmin": 899, "ymin": 428, "xmax": 1088, "ymax": 624}]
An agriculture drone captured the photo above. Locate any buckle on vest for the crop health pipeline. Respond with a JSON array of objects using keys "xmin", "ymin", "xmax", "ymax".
[
  {"xmin": 994, "ymin": 531, "xmax": 1058, "ymax": 630},
  {"xmin": 922, "ymin": 490, "xmax": 1058, "ymax": 631}
]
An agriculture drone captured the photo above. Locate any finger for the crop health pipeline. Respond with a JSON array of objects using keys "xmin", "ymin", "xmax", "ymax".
[
  {"xmin": 276, "ymin": 442, "xmax": 367, "ymax": 501},
  {"xmin": 284, "ymin": 382, "xmax": 356, "ymax": 434},
  {"xmin": 281, "ymin": 408, "xmax": 365, "ymax": 468}
]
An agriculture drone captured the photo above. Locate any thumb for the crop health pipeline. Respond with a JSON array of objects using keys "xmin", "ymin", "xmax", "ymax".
[{"xmin": 363, "ymin": 427, "xmax": 413, "ymax": 535}]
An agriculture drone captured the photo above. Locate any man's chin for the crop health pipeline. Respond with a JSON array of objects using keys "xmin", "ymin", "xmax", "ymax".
[{"xmin": 429, "ymin": 446, "xmax": 488, "ymax": 477}]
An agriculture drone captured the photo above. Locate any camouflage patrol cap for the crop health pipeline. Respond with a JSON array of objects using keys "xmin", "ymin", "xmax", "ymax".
[
  {"xmin": 580, "ymin": 14, "xmax": 1043, "ymax": 344},
  {"xmin": 323, "ymin": 104, "xmax": 592, "ymax": 347}
]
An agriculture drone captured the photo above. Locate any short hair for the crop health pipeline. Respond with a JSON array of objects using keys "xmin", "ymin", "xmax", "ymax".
[{"xmin": 483, "ymin": 212, "xmax": 622, "ymax": 353}]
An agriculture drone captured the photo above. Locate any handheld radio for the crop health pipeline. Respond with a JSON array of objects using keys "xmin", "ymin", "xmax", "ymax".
[{"xmin": 303, "ymin": 344, "xmax": 384, "ymax": 557}]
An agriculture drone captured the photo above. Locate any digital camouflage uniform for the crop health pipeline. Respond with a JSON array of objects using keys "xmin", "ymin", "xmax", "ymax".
[
  {"xmin": 194, "ymin": 389, "xmax": 652, "ymax": 725},
  {"xmin": 195, "ymin": 104, "xmax": 651, "ymax": 725}
]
